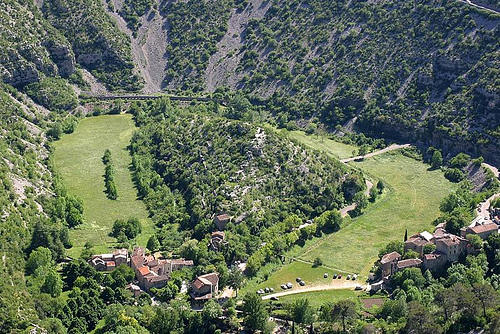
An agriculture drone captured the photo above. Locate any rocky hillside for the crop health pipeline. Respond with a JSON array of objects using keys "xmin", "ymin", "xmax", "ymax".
[
  {"xmin": 104, "ymin": 0, "xmax": 500, "ymax": 163},
  {"xmin": 129, "ymin": 100, "xmax": 362, "ymax": 235},
  {"xmin": 1, "ymin": 0, "xmax": 498, "ymax": 162}
]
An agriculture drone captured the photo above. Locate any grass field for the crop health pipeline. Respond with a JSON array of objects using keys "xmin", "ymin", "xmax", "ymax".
[
  {"xmin": 275, "ymin": 128, "xmax": 357, "ymax": 159},
  {"xmin": 294, "ymin": 152, "xmax": 454, "ymax": 276},
  {"xmin": 276, "ymin": 289, "xmax": 363, "ymax": 309},
  {"xmin": 53, "ymin": 114, "xmax": 152, "ymax": 257},
  {"xmin": 251, "ymin": 133, "xmax": 455, "ymax": 295}
]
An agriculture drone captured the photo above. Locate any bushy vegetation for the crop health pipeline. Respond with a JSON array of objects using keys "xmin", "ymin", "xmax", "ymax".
[
  {"xmin": 160, "ymin": 0, "xmax": 500, "ymax": 162},
  {"xmin": 162, "ymin": 0, "xmax": 233, "ymax": 91},
  {"xmin": 119, "ymin": 0, "xmax": 155, "ymax": 34},
  {"xmin": 0, "ymin": 0, "xmax": 75, "ymax": 87},
  {"xmin": 129, "ymin": 99, "xmax": 360, "ymax": 266},
  {"xmin": 24, "ymin": 77, "xmax": 78, "ymax": 112}
]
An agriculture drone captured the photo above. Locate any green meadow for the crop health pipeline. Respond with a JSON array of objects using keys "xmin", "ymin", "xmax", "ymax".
[
  {"xmin": 255, "ymin": 132, "xmax": 455, "ymax": 294},
  {"xmin": 53, "ymin": 114, "xmax": 152, "ymax": 257}
]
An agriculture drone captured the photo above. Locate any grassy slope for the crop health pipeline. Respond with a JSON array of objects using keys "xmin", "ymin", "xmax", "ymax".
[
  {"xmin": 275, "ymin": 128, "xmax": 357, "ymax": 159},
  {"xmin": 53, "ymin": 115, "xmax": 152, "ymax": 257},
  {"xmin": 296, "ymin": 153, "xmax": 454, "ymax": 276},
  {"xmin": 249, "ymin": 133, "xmax": 454, "ymax": 302}
]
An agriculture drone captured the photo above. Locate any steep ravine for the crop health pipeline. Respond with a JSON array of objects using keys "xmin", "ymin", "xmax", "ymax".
[
  {"xmin": 102, "ymin": 0, "xmax": 168, "ymax": 93},
  {"xmin": 205, "ymin": 0, "xmax": 271, "ymax": 92}
]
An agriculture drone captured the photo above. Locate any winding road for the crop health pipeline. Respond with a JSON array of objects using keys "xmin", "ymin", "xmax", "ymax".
[
  {"xmin": 457, "ymin": 0, "xmax": 500, "ymax": 15},
  {"xmin": 476, "ymin": 163, "xmax": 500, "ymax": 218}
]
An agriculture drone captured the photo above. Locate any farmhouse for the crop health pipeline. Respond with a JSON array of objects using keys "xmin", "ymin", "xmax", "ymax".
[
  {"xmin": 89, "ymin": 248, "xmax": 129, "ymax": 271},
  {"xmin": 191, "ymin": 272, "xmax": 219, "ymax": 304},
  {"xmin": 382, "ymin": 222, "xmax": 471, "ymax": 277}
]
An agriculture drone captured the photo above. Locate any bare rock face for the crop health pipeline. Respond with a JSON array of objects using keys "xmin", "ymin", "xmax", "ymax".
[{"xmin": 44, "ymin": 40, "xmax": 76, "ymax": 77}]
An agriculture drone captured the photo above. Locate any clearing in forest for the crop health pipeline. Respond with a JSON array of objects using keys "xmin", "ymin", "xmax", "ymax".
[{"xmin": 53, "ymin": 114, "xmax": 152, "ymax": 257}]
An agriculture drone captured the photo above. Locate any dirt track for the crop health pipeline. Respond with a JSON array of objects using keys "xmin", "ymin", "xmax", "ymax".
[
  {"xmin": 340, "ymin": 144, "xmax": 411, "ymax": 163},
  {"xmin": 262, "ymin": 281, "xmax": 363, "ymax": 300}
]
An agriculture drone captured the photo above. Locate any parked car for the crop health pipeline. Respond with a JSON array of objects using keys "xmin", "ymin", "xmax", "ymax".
[
  {"xmin": 264, "ymin": 287, "xmax": 270, "ymax": 293},
  {"xmin": 355, "ymin": 285, "xmax": 363, "ymax": 290},
  {"xmin": 296, "ymin": 277, "xmax": 302, "ymax": 282},
  {"xmin": 269, "ymin": 288, "xmax": 274, "ymax": 292},
  {"xmin": 352, "ymin": 275, "xmax": 358, "ymax": 280},
  {"xmin": 286, "ymin": 282, "xmax": 293, "ymax": 289},
  {"xmin": 324, "ymin": 273, "xmax": 329, "ymax": 278},
  {"xmin": 333, "ymin": 274, "xmax": 337, "ymax": 279},
  {"xmin": 270, "ymin": 296, "xmax": 279, "ymax": 301},
  {"xmin": 347, "ymin": 275, "xmax": 351, "ymax": 280},
  {"xmin": 338, "ymin": 275, "xmax": 342, "ymax": 279},
  {"xmin": 299, "ymin": 280, "xmax": 305, "ymax": 286},
  {"xmin": 281, "ymin": 284, "xmax": 287, "ymax": 290}
]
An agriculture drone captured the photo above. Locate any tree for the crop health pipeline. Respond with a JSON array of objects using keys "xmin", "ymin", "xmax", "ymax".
[
  {"xmin": 404, "ymin": 229, "xmax": 408, "ymax": 242},
  {"xmin": 466, "ymin": 234, "xmax": 482, "ymax": 251},
  {"xmin": 351, "ymin": 192, "xmax": 368, "ymax": 217},
  {"xmin": 423, "ymin": 244, "xmax": 436, "ymax": 254},
  {"xmin": 202, "ymin": 299, "xmax": 222, "ymax": 328},
  {"xmin": 147, "ymin": 235, "xmax": 160, "ymax": 252},
  {"xmin": 289, "ymin": 298, "xmax": 314, "ymax": 334},
  {"xmin": 228, "ymin": 269, "xmax": 244, "ymax": 297},
  {"xmin": 379, "ymin": 241, "xmax": 404, "ymax": 258},
  {"xmin": 26, "ymin": 247, "xmax": 53, "ymax": 276},
  {"xmin": 314, "ymin": 210, "xmax": 342, "ymax": 232},
  {"xmin": 376, "ymin": 180, "xmax": 385, "ymax": 193},
  {"xmin": 431, "ymin": 150, "xmax": 443, "ymax": 169},
  {"xmin": 473, "ymin": 283, "xmax": 498, "ymax": 318},
  {"xmin": 313, "ymin": 257, "xmax": 323, "ymax": 267},
  {"xmin": 369, "ymin": 186, "xmax": 378, "ymax": 202},
  {"xmin": 405, "ymin": 301, "xmax": 441, "ymax": 334},
  {"xmin": 41, "ymin": 270, "xmax": 63, "ymax": 297},
  {"xmin": 331, "ymin": 300, "xmax": 356, "ymax": 333},
  {"xmin": 242, "ymin": 293, "xmax": 269, "ymax": 333}
]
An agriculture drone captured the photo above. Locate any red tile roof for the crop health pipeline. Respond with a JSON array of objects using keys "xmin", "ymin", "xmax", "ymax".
[
  {"xmin": 397, "ymin": 258, "xmax": 423, "ymax": 270},
  {"xmin": 470, "ymin": 224, "xmax": 498, "ymax": 234},
  {"xmin": 138, "ymin": 266, "xmax": 151, "ymax": 277},
  {"xmin": 381, "ymin": 251, "xmax": 401, "ymax": 264}
]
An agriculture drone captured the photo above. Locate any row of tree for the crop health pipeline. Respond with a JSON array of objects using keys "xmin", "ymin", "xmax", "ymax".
[{"xmin": 103, "ymin": 149, "xmax": 118, "ymax": 200}]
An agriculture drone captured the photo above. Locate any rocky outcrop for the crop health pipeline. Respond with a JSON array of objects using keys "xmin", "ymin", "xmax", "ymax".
[{"xmin": 44, "ymin": 40, "xmax": 76, "ymax": 77}]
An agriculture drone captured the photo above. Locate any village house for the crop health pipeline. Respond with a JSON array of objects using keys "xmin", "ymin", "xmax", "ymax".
[
  {"xmin": 209, "ymin": 231, "xmax": 228, "ymax": 251},
  {"xmin": 191, "ymin": 272, "xmax": 219, "ymax": 304},
  {"xmin": 404, "ymin": 231, "xmax": 434, "ymax": 256},
  {"xmin": 381, "ymin": 222, "xmax": 472, "ymax": 277},
  {"xmin": 396, "ymin": 258, "xmax": 423, "ymax": 271},
  {"xmin": 130, "ymin": 247, "xmax": 194, "ymax": 291},
  {"xmin": 214, "ymin": 213, "xmax": 230, "ymax": 230},
  {"xmin": 89, "ymin": 248, "xmax": 129, "ymax": 271},
  {"xmin": 460, "ymin": 216, "xmax": 499, "ymax": 240},
  {"xmin": 380, "ymin": 251, "xmax": 401, "ymax": 277}
]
